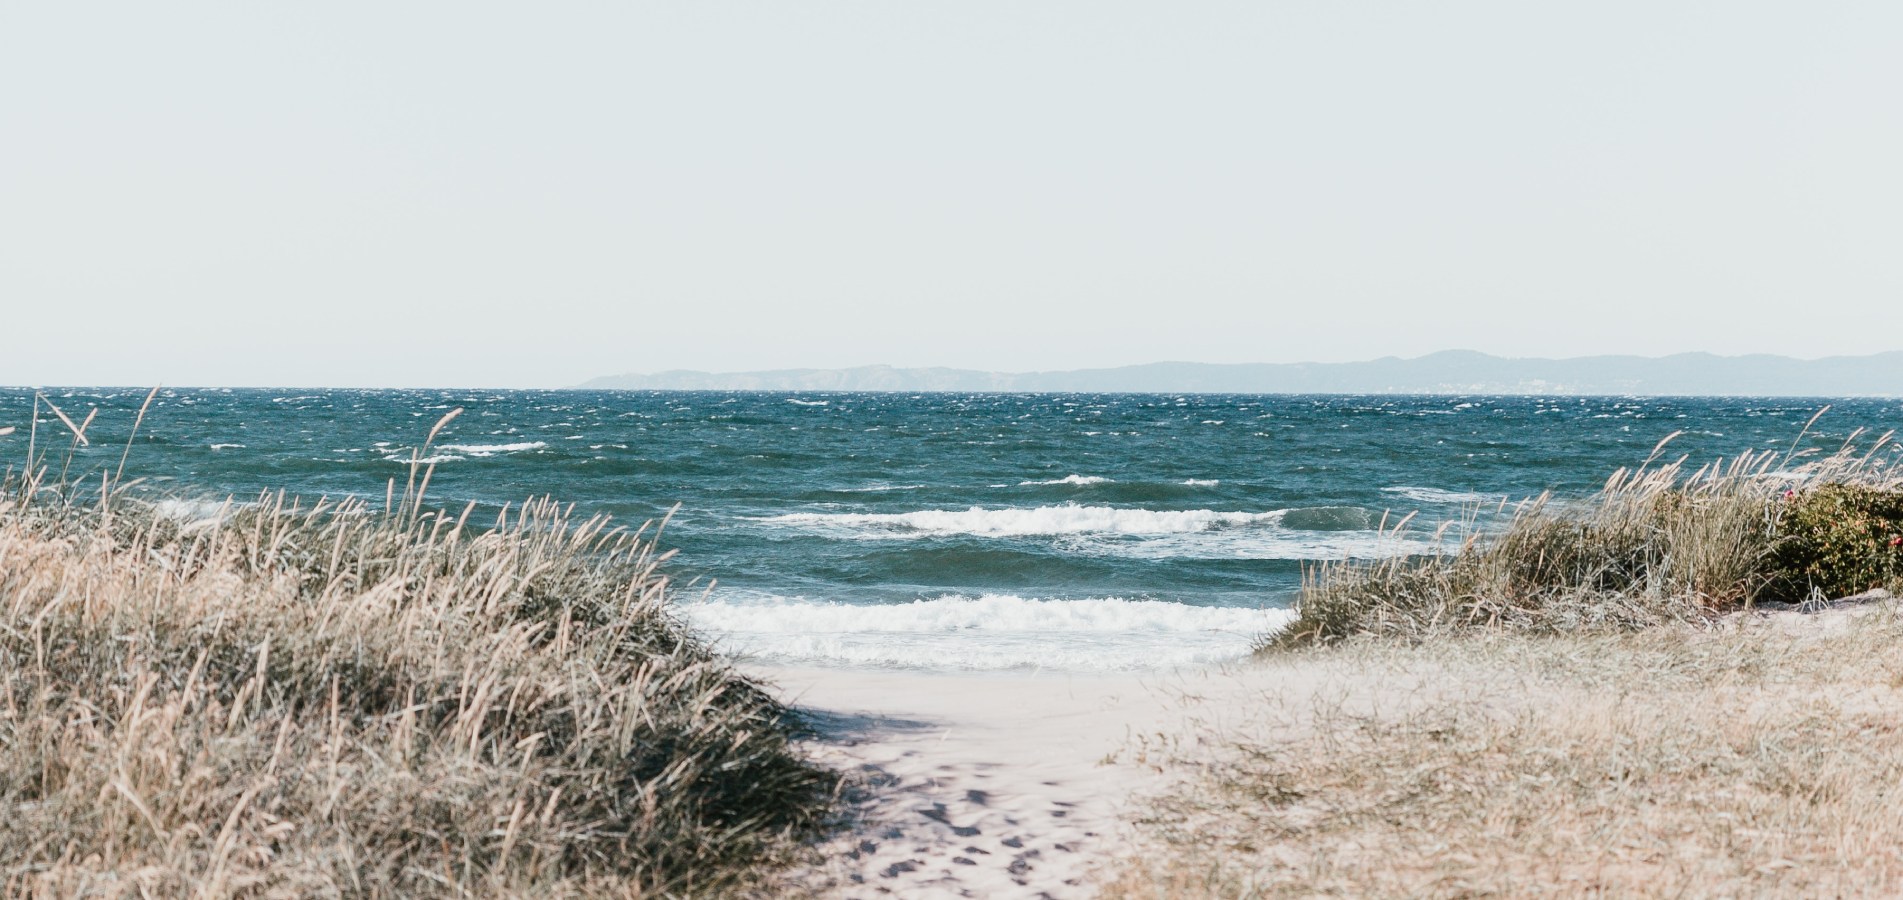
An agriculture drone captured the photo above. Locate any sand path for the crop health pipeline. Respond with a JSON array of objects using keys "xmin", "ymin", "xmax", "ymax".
[
  {"xmin": 752, "ymin": 664, "xmax": 1282, "ymax": 898},
  {"xmin": 753, "ymin": 603, "xmax": 1893, "ymax": 897}
]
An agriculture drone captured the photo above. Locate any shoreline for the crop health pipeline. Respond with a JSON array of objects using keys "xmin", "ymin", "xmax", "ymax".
[{"xmin": 754, "ymin": 598, "xmax": 1903, "ymax": 897}]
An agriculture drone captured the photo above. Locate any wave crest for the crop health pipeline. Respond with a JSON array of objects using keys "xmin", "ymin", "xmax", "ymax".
[
  {"xmin": 755, "ymin": 503, "xmax": 1286, "ymax": 537},
  {"xmin": 683, "ymin": 593, "xmax": 1291, "ymax": 671},
  {"xmin": 1017, "ymin": 474, "xmax": 1112, "ymax": 486},
  {"xmin": 381, "ymin": 441, "xmax": 548, "ymax": 463},
  {"xmin": 1382, "ymin": 485, "xmax": 1504, "ymax": 505}
]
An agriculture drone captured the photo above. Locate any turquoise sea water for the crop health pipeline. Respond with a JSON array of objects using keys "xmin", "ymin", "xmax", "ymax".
[{"xmin": 3, "ymin": 389, "xmax": 1897, "ymax": 670}]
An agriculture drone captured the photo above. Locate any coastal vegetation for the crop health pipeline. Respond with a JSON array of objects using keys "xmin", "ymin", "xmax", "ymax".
[
  {"xmin": 1108, "ymin": 616, "xmax": 1903, "ymax": 897},
  {"xmin": 1269, "ymin": 427, "xmax": 1903, "ymax": 647},
  {"xmin": 1108, "ymin": 425, "xmax": 1903, "ymax": 897},
  {"xmin": 0, "ymin": 401, "xmax": 834, "ymax": 897}
]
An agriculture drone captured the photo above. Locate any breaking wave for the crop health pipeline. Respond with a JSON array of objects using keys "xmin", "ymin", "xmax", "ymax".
[
  {"xmin": 381, "ymin": 441, "xmax": 547, "ymax": 463},
  {"xmin": 1018, "ymin": 474, "xmax": 1113, "ymax": 486},
  {"xmin": 754, "ymin": 503, "xmax": 1390, "ymax": 539},
  {"xmin": 756, "ymin": 504, "xmax": 1290, "ymax": 537},
  {"xmin": 682, "ymin": 593, "xmax": 1292, "ymax": 671},
  {"xmin": 1382, "ymin": 485, "xmax": 1506, "ymax": 505}
]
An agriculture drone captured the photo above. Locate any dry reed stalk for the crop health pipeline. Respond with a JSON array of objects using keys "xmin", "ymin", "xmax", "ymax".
[
  {"xmin": 1107, "ymin": 611, "xmax": 1903, "ymax": 898},
  {"xmin": 1269, "ymin": 436, "xmax": 1903, "ymax": 648},
  {"xmin": 0, "ymin": 410, "xmax": 837, "ymax": 898}
]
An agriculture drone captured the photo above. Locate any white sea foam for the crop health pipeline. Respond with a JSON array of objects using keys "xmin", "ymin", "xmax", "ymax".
[
  {"xmin": 150, "ymin": 497, "xmax": 238, "ymax": 526},
  {"xmin": 1017, "ymin": 474, "xmax": 1112, "ymax": 486},
  {"xmin": 1382, "ymin": 486, "xmax": 1505, "ymax": 505},
  {"xmin": 786, "ymin": 398, "xmax": 830, "ymax": 406},
  {"xmin": 682, "ymin": 593, "xmax": 1292, "ymax": 671},
  {"xmin": 381, "ymin": 441, "xmax": 546, "ymax": 463},
  {"xmin": 208, "ymin": 443, "xmax": 246, "ymax": 451},
  {"xmin": 755, "ymin": 503, "xmax": 1285, "ymax": 537},
  {"xmin": 1074, "ymin": 529, "xmax": 1438, "ymax": 561},
  {"xmin": 439, "ymin": 441, "xmax": 547, "ymax": 455},
  {"xmin": 1181, "ymin": 479, "xmax": 1221, "ymax": 486}
]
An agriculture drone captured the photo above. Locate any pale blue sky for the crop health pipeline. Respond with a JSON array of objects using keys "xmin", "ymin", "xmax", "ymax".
[{"xmin": 3, "ymin": 2, "xmax": 1899, "ymax": 387}]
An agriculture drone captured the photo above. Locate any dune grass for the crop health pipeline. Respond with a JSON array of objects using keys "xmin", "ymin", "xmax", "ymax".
[
  {"xmin": 0, "ymin": 399, "xmax": 836, "ymax": 897},
  {"xmin": 1103, "ymin": 425, "xmax": 1903, "ymax": 897},
  {"xmin": 1106, "ymin": 609, "xmax": 1903, "ymax": 898},
  {"xmin": 1268, "ymin": 427, "xmax": 1903, "ymax": 648}
]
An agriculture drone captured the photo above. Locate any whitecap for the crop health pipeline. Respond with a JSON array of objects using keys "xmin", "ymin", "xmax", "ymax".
[
  {"xmin": 754, "ymin": 503, "xmax": 1284, "ymax": 537},
  {"xmin": 149, "ymin": 497, "xmax": 239, "ymax": 526},
  {"xmin": 381, "ymin": 441, "xmax": 548, "ymax": 462},
  {"xmin": 683, "ymin": 593, "xmax": 1293, "ymax": 671},
  {"xmin": 1382, "ymin": 486, "xmax": 1505, "ymax": 505},
  {"xmin": 1017, "ymin": 474, "xmax": 1112, "ymax": 486}
]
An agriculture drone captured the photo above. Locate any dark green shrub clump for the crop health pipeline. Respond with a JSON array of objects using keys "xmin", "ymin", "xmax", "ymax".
[{"xmin": 1764, "ymin": 484, "xmax": 1903, "ymax": 602}]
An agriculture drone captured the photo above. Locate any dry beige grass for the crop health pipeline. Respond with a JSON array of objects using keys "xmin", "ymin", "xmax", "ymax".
[
  {"xmin": 1271, "ymin": 430, "xmax": 1903, "ymax": 648},
  {"xmin": 1105, "ymin": 605, "xmax": 1903, "ymax": 898},
  {"xmin": 0, "ymin": 404, "xmax": 835, "ymax": 898}
]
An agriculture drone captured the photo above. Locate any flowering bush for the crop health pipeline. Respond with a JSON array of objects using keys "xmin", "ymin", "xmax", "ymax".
[{"xmin": 1764, "ymin": 484, "xmax": 1903, "ymax": 602}]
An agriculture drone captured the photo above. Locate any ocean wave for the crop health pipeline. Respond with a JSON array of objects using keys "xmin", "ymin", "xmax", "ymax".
[
  {"xmin": 1017, "ymin": 474, "xmax": 1112, "ymax": 486},
  {"xmin": 1071, "ymin": 529, "xmax": 1438, "ymax": 561},
  {"xmin": 439, "ymin": 441, "xmax": 548, "ymax": 455},
  {"xmin": 1382, "ymin": 485, "xmax": 1505, "ymax": 505},
  {"xmin": 208, "ymin": 443, "xmax": 246, "ymax": 451},
  {"xmin": 753, "ymin": 502, "xmax": 1399, "ymax": 540},
  {"xmin": 754, "ymin": 503, "xmax": 1287, "ymax": 537},
  {"xmin": 1181, "ymin": 479, "xmax": 1220, "ymax": 486},
  {"xmin": 380, "ymin": 440, "xmax": 547, "ymax": 463},
  {"xmin": 150, "ymin": 497, "xmax": 239, "ymax": 526},
  {"xmin": 1277, "ymin": 506, "xmax": 1377, "ymax": 530},
  {"xmin": 786, "ymin": 398, "xmax": 830, "ymax": 406},
  {"xmin": 682, "ymin": 593, "xmax": 1292, "ymax": 671}
]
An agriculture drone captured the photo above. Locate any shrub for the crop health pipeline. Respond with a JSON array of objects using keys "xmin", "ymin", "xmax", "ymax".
[
  {"xmin": 1764, "ymin": 484, "xmax": 1903, "ymax": 602},
  {"xmin": 1265, "ymin": 440, "xmax": 1903, "ymax": 650}
]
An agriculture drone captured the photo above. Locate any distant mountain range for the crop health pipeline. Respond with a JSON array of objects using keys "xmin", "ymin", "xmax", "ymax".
[{"xmin": 579, "ymin": 351, "xmax": 1903, "ymax": 396}]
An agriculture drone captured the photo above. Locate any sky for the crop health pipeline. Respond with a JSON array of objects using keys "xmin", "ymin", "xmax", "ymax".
[{"xmin": 3, "ymin": 2, "xmax": 1900, "ymax": 388}]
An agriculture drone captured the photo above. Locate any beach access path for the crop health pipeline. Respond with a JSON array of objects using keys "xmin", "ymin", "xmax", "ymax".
[
  {"xmin": 753, "ymin": 598, "xmax": 1903, "ymax": 898},
  {"xmin": 751, "ymin": 660, "xmax": 1401, "ymax": 898}
]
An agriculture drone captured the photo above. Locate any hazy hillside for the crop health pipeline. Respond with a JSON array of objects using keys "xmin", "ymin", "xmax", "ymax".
[{"xmin": 579, "ymin": 351, "xmax": 1903, "ymax": 396}]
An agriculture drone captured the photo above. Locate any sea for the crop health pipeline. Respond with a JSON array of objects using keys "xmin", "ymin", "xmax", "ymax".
[{"xmin": 4, "ymin": 389, "xmax": 1898, "ymax": 671}]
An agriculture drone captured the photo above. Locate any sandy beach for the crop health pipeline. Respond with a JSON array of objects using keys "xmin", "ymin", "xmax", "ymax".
[
  {"xmin": 755, "ymin": 665, "xmax": 1205, "ymax": 897},
  {"xmin": 752, "ymin": 662, "xmax": 1316, "ymax": 897},
  {"xmin": 751, "ymin": 655, "xmax": 1511, "ymax": 898},
  {"xmin": 755, "ymin": 598, "xmax": 1903, "ymax": 898}
]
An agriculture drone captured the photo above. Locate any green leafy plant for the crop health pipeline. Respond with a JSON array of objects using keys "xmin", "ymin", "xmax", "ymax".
[{"xmin": 1764, "ymin": 483, "xmax": 1903, "ymax": 602}]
